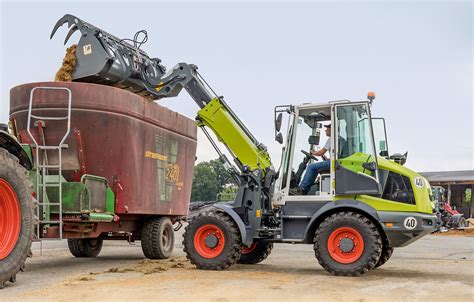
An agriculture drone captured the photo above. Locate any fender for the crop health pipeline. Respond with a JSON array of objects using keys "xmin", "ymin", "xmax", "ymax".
[
  {"xmin": 213, "ymin": 203, "xmax": 252, "ymax": 246},
  {"xmin": 303, "ymin": 199, "xmax": 380, "ymax": 242},
  {"xmin": 0, "ymin": 130, "xmax": 32, "ymax": 170},
  {"xmin": 449, "ymin": 213, "xmax": 464, "ymax": 225}
]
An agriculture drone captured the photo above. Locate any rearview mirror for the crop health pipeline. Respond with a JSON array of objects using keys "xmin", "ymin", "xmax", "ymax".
[
  {"xmin": 275, "ymin": 113, "xmax": 282, "ymax": 132},
  {"xmin": 389, "ymin": 151, "xmax": 408, "ymax": 165},
  {"xmin": 275, "ymin": 132, "xmax": 283, "ymax": 144},
  {"xmin": 362, "ymin": 161, "xmax": 377, "ymax": 172}
]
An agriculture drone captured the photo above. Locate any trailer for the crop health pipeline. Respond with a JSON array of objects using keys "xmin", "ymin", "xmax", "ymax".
[{"xmin": 1, "ymin": 81, "xmax": 196, "ymax": 287}]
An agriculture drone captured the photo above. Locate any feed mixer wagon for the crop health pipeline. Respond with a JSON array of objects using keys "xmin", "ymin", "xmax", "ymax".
[{"xmin": 0, "ymin": 81, "xmax": 197, "ymax": 288}]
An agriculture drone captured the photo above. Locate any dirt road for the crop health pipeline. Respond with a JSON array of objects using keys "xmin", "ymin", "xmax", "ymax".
[{"xmin": 1, "ymin": 234, "xmax": 473, "ymax": 301}]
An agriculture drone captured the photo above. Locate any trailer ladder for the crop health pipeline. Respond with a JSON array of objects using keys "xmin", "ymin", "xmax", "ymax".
[{"xmin": 27, "ymin": 86, "xmax": 72, "ymax": 241}]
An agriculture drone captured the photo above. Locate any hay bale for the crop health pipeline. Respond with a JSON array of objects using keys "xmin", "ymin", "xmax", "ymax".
[{"xmin": 55, "ymin": 44, "xmax": 77, "ymax": 82}]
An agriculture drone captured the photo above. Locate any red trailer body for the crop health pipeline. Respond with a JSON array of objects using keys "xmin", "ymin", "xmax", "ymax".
[{"xmin": 9, "ymin": 82, "xmax": 197, "ymax": 217}]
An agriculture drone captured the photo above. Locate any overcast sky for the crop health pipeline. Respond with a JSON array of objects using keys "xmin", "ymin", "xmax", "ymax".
[{"xmin": 0, "ymin": 0, "xmax": 472, "ymax": 172}]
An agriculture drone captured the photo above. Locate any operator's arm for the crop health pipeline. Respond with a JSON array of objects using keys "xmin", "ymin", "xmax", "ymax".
[
  {"xmin": 311, "ymin": 148, "xmax": 327, "ymax": 157},
  {"xmin": 311, "ymin": 137, "xmax": 330, "ymax": 159}
]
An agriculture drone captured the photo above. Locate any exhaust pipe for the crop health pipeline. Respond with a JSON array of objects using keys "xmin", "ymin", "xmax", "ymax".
[{"xmin": 50, "ymin": 14, "xmax": 166, "ymax": 99}]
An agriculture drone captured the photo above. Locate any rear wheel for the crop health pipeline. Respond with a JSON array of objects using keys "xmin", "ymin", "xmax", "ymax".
[
  {"xmin": 67, "ymin": 238, "xmax": 103, "ymax": 257},
  {"xmin": 238, "ymin": 242, "xmax": 273, "ymax": 264},
  {"xmin": 0, "ymin": 148, "xmax": 34, "ymax": 289},
  {"xmin": 314, "ymin": 211, "xmax": 382, "ymax": 276},
  {"xmin": 183, "ymin": 210, "xmax": 241, "ymax": 270},
  {"xmin": 374, "ymin": 245, "xmax": 394, "ymax": 268},
  {"xmin": 141, "ymin": 217, "xmax": 174, "ymax": 259}
]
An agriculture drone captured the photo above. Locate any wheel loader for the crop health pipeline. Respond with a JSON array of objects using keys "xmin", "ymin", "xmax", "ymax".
[{"xmin": 0, "ymin": 14, "xmax": 437, "ymax": 287}]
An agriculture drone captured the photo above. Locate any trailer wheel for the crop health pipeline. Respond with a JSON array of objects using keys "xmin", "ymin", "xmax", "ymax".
[
  {"xmin": 67, "ymin": 239, "xmax": 103, "ymax": 257},
  {"xmin": 374, "ymin": 245, "xmax": 394, "ymax": 268},
  {"xmin": 314, "ymin": 211, "xmax": 382, "ymax": 276},
  {"xmin": 238, "ymin": 242, "xmax": 273, "ymax": 264},
  {"xmin": 141, "ymin": 217, "xmax": 174, "ymax": 259},
  {"xmin": 0, "ymin": 148, "xmax": 35, "ymax": 289},
  {"xmin": 183, "ymin": 210, "xmax": 241, "ymax": 270}
]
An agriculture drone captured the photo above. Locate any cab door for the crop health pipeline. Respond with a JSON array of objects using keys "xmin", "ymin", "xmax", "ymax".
[{"xmin": 333, "ymin": 102, "xmax": 381, "ymax": 195}]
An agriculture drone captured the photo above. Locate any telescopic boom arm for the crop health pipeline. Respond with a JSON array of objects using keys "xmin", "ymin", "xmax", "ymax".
[{"xmin": 50, "ymin": 14, "xmax": 273, "ymax": 180}]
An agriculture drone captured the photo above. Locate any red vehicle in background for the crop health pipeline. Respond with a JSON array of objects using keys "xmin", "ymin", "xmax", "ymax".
[{"xmin": 431, "ymin": 186, "xmax": 467, "ymax": 231}]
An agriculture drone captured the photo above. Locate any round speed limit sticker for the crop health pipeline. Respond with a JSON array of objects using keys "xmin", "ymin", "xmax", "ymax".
[{"xmin": 403, "ymin": 217, "xmax": 417, "ymax": 230}]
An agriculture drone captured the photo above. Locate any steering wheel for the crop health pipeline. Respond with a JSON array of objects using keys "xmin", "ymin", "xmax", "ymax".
[{"xmin": 301, "ymin": 150, "xmax": 318, "ymax": 161}]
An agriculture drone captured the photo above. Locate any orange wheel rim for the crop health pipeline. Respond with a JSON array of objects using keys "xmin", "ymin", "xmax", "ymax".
[
  {"xmin": 0, "ymin": 179, "xmax": 21, "ymax": 260},
  {"xmin": 194, "ymin": 224, "xmax": 226, "ymax": 259},
  {"xmin": 242, "ymin": 243, "xmax": 257, "ymax": 254},
  {"xmin": 327, "ymin": 227, "xmax": 364, "ymax": 264}
]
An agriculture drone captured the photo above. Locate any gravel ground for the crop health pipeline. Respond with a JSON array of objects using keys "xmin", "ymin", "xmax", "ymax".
[{"xmin": 1, "ymin": 233, "xmax": 473, "ymax": 302}]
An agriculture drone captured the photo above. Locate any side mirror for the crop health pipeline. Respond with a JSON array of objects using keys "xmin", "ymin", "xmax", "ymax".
[
  {"xmin": 275, "ymin": 113, "xmax": 282, "ymax": 132},
  {"xmin": 308, "ymin": 135, "xmax": 320, "ymax": 145},
  {"xmin": 379, "ymin": 150, "xmax": 389, "ymax": 157},
  {"xmin": 275, "ymin": 132, "xmax": 283, "ymax": 144}
]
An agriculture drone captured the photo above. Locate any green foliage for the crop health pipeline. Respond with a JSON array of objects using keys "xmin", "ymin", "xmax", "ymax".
[
  {"xmin": 217, "ymin": 185, "xmax": 238, "ymax": 202},
  {"xmin": 191, "ymin": 162, "xmax": 219, "ymax": 202},
  {"xmin": 209, "ymin": 159, "xmax": 234, "ymax": 190},
  {"xmin": 190, "ymin": 159, "xmax": 236, "ymax": 202}
]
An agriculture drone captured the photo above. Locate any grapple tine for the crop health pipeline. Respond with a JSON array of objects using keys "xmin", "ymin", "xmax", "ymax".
[
  {"xmin": 64, "ymin": 24, "xmax": 78, "ymax": 45},
  {"xmin": 50, "ymin": 14, "xmax": 83, "ymax": 40}
]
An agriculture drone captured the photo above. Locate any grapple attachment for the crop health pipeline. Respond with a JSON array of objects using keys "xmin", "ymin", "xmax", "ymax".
[{"xmin": 50, "ymin": 14, "xmax": 166, "ymax": 99}]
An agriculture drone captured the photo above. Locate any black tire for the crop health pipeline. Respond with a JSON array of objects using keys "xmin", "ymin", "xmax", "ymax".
[
  {"xmin": 314, "ymin": 211, "xmax": 382, "ymax": 276},
  {"xmin": 0, "ymin": 148, "xmax": 35, "ymax": 289},
  {"xmin": 141, "ymin": 217, "xmax": 174, "ymax": 259},
  {"xmin": 374, "ymin": 245, "xmax": 394, "ymax": 268},
  {"xmin": 183, "ymin": 210, "xmax": 241, "ymax": 270},
  {"xmin": 67, "ymin": 238, "xmax": 103, "ymax": 257},
  {"xmin": 238, "ymin": 242, "xmax": 273, "ymax": 264}
]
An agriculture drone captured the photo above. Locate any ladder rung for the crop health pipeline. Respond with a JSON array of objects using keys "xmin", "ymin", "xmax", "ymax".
[
  {"xmin": 37, "ymin": 238, "xmax": 63, "ymax": 241},
  {"xmin": 38, "ymin": 165, "xmax": 61, "ymax": 169},
  {"xmin": 38, "ymin": 202, "xmax": 62, "ymax": 205},
  {"xmin": 30, "ymin": 114, "xmax": 69, "ymax": 121},
  {"xmin": 39, "ymin": 221, "xmax": 62, "ymax": 224},
  {"xmin": 36, "ymin": 144, "xmax": 68, "ymax": 150},
  {"xmin": 38, "ymin": 183, "xmax": 61, "ymax": 187}
]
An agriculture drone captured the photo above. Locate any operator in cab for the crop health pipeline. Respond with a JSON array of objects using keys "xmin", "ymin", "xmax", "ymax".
[{"xmin": 292, "ymin": 124, "xmax": 331, "ymax": 195}]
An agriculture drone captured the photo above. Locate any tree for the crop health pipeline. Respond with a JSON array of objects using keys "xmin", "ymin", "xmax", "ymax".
[
  {"xmin": 190, "ymin": 162, "xmax": 219, "ymax": 202},
  {"xmin": 190, "ymin": 159, "xmax": 236, "ymax": 202},
  {"xmin": 209, "ymin": 159, "xmax": 235, "ymax": 191}
]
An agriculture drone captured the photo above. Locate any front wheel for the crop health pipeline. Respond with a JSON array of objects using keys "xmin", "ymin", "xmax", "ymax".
[
  {"xmin": 183, "ymin": 210, "xmax": 241, "ymax": 270},
  {"xmin": 314, "ymin": 212, "xmax": 382, "ymax": 276}
]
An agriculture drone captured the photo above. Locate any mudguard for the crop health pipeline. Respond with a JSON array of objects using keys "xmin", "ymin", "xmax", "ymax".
[
  {"xmin": 450, "ymin": 213, "xmax": 464, "ymax": 225},
  {"xmin": 213, "ymin": 203, "xmax": 251, "ymax": 246},
  {"xmin": 303, "ymin": 199, "xmax": 380, "ymax": 242},
  {"xmin": 0, "ymin": 131, "xmax": 32, "ymax": 170}
]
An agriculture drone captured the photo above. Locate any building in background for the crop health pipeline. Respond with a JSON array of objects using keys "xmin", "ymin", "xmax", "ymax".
[{"xmin": 420, "ymin": 170, "xmax": 474, "ymax": 218}]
